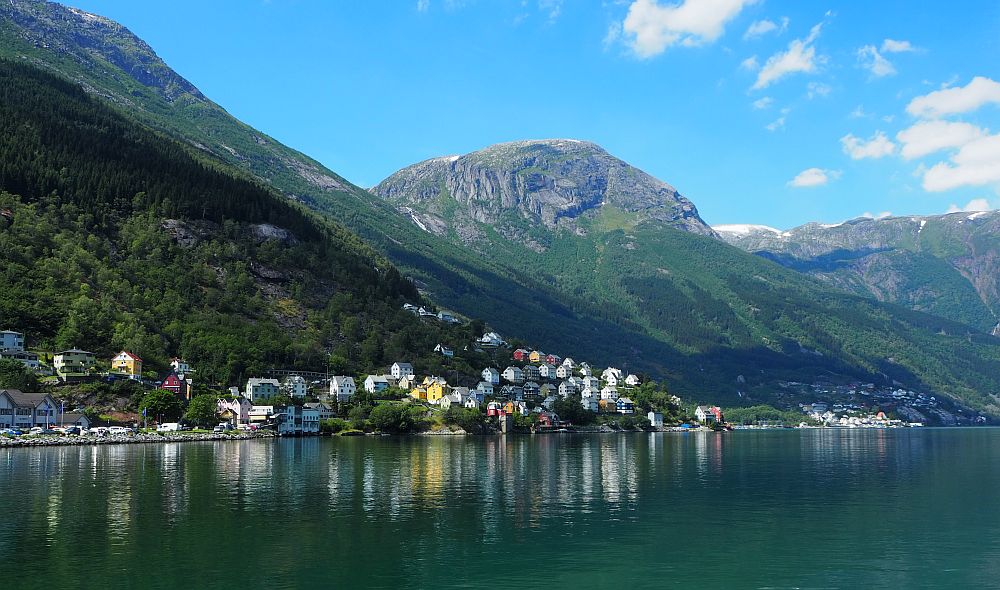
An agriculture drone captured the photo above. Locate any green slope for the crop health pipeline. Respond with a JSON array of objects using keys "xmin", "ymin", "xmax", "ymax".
[
  {"xmin": 0, "ymin": 59, "xmax": 485, "ymax": 385},
  {"xmin": 5, "ymin": 2, "xmax": 1000, "ymax": 414}
]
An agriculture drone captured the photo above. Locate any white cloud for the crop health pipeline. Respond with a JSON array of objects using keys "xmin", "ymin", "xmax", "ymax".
[
  {"xmin": 850, "ymin": 105, "xmax": 868, "ymax": 118},
  {"xmin": 753, "ymin": 22, "xmax": 823, "ymax": 89},
  {"xmin": 896, "ymin": 120, "xmax": 986, "ymax": 159},
  {"xmin": 621, "ymin": 0, "xmax": 756, "ymax": 58},
  {"xmin": 881, "ymin": 39, "xmax": 915, "ymax": 53},
  {"xmin": 860, "ymin": 211, "xmax": 893, "ymax": 220},
  {"xmin": 743, "ymin": 16, "xmax": 787, "ymax": 39},
  {"xmin": 907, "ymin": 76, "xmax": 1000, "ymax": 118},
  {"xmin": 788, "ymin": 167, "xmax": 839, "ymax": 187},
  {"xmin": 417, "ymin": 0, "xmax": 429, "ymax": 11},
  {"xmin": 752, "ymin": 96, "xmax": 773, "ymax": 110},
  {"xmin": 857, "ymin": 45, "xmax": 895, "ymax": 77},
  {"xmin": 807, "ymin": 81, "xmax": 830, "ymax": 98},
  {"xmin": 923, "ymin": 133, "xmax": 1000, "ymax": 191},
  {"xmin": 946, "ymin": 198, "xmax": 992, "ymax": 213},
  {"xmin": 539, "ymin": 0, "xmax": 563, "ymax": 22},
  {"xmin": 841, "ymin": 131, "xmax": 896, "ymax": 159},
  {"xmin": 603, "ymin": 21, "xmax": 623, "ymax": 49},
  {"xmin": 766, "ymin": 116, "xmax": 785, "ymax": 131},
  {"xmin": 740, "ymin": 55, "xmax": 759, "ymax": 70}
]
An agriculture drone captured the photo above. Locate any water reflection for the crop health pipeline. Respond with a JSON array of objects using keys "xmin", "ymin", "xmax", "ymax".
[{"xmin": 2, "ymin": 430, "xmax": 1000, "ymax": 589}]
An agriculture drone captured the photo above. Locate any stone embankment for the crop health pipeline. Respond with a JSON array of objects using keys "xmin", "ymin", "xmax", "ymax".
[{"xmin": 0, "ymin": 431, "xmax": 276, "ymax": 448}]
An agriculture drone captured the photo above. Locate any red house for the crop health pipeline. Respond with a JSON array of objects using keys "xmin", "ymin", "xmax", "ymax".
[
  {"xmin": 545, "ymin": 354, "xmax": 562, "ymax": 365},
  {"xmin": 537, "ymin": 411, "xmax": 559, "ymax": 428},
  {"xmin": 161, "ymin": 371, "xmax": 191, "ymax": 401},
  {"xmin": 512, "ymin": 349, "xmax": 530, "ymax": 362},
  {"xmin": 486, "ymin": 401, "xmax": 503, "ymax": 417}
]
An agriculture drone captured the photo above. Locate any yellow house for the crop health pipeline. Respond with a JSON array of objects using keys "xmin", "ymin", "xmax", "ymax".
[
  {"xmin": 410, "ymin": 386, "xmax": 428, "ymax": 401},
  {"xmin": 426, "ymin": 381, "xmax": 447, "ymax": 403},
  {"xmin": 111, "ymin": 351, "xmax": 143, "ymax": 377},
  {"xmin": 528, "ymin": 350, "xmax": 544, "ymax": 363}
]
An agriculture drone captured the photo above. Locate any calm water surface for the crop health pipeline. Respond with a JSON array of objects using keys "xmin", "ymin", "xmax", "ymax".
[{"xmin": 3, "ymin": 429, "xmax": 1000, "ymax": 589}]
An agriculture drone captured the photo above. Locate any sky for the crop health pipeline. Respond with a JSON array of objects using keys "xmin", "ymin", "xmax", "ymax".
[{"xmin": 66, "ymin": 0, "xmax": 1000, "ymax": 229}]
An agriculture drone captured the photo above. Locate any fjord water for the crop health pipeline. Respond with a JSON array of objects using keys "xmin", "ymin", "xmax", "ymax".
[{"xmin": 3, "ymin": 430, "xmax": 999, "ymax": 589}]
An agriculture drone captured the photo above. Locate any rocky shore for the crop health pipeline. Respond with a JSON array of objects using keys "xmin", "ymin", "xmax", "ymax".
[{"xmin": 0, "ymin": 431, "xmax": 277, "ymax": 448}]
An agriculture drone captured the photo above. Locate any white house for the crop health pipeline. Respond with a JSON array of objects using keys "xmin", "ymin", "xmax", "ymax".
[
  {"xmin": 600, "ymin": 385, "xmax": 619, "ymax": 401},
  {"xmin": 434, "ymin": 344, "xmax": 455, "ymax": 357},
  {"xmin": 502, "ymin": 366, "xmax": 524, "ymax": 384},
  {"xmin": 580, "ymin": 395, "xmax": 599, "ymax": 412},
  {"xmin": 282, "ymin": 375, "xmax": 308, "ymax": 398},
  {"xmin": 476, "ymin": 381, "xmax": 494, "ymax": 397},
  {"xmin": 305, "ymin": 402, "xmax": 334, "ymax": 421},
  {"xmin": 558, "ymin": 381, "xmax": 577, "ymax": 398},
  {"xmin": 440, "ymin": 392, "xmax": 465, "ymax": 409},
  {"xmin": 560, "ymin": 357, "xmax": 576, "ymax": 368},
  {"xmin": 0, "ymin": 330, "xmax": 25, "ymax": 352},
  {"xmin": 602, "ymin": 368, "xmax": 622, "ymax": 387},
  {"xmin": 581, "ymin": 376, "xmax": 600, "ymax": 392},
  {"xmin": 482, "ymin": 367, "xmax": 500, "ymax": 385},
  {"xmin": 625, "ymin": 374, "xmax": 641, "ymax": 387},
  {"xmin": 391, "ymin": 362, "xmax": 414, "ymax": 380},
  {"xmin": 245, "ymin": 378, "xmax": 280, "ymax": 402},
  {"xmin": 364, "ymin": 374, "xmax": 390, "ymax": 394},
  {"xmin": 648, "ymin": 411, "xmax": 664, "ymax": 427},
  {"xmin": 0, "ymin": 350, "xmax": 39, "ymax": 370},
  {"xmin": 277, "ymin": 405, "xmax": 320, "ymax": 435},
  {"xmin": 555, "ymin": 364, "xmax": 573, "ymax": 379},
  {"xmin": 249, "ymin": 406, "xmax": 274, "ymax": 425},
  {"xmin": 53, "ymin": 349, "xmax": 95, "ymax": 375},
  {"xmin": 579, "ymin": 365, "xmax": 592, "ymax": 377},
  {"xmin": 539, "ymin": 363, "xmax": 558, "ymax": 379},
  {"xmin": 0, "ymin": 390, "xmax": 58, "ymax": 429},
  {"xmin": 464, "ymin": 397, "xmax": 481, "ymax": 410},
  {"xmin": 479, "ymin": 332, "xmax": 505, "ymax": 348},
  {"xmin": 330, "ymin": 376, "xmax": 356, "ymax": 402},
  {"xmin": 170, "ymin": 357, "xmax": 192, "ymax": 374}
]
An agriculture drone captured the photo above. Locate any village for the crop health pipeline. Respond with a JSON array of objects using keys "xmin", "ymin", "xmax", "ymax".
[
  {"xmin": 1, "ymin": 322, "xmax": 942, "ymax": 440},
  {"xmin": 0, "ymin": 325, "xmax": 715, "ymax": 438}
]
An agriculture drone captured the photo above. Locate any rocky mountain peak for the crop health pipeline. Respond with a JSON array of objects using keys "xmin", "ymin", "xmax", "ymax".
[
  {"xmin": 373, "ymin": 139, "xmax": 713, "ymax": 243},
  {"xmin": 2, "ymin": 0, "xmax": 204, "ymax": 101}
]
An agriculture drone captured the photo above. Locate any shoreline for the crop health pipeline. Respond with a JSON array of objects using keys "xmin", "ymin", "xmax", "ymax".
[{"xmin": 0, "ymin": 431, "xmax": 277, "ymax": 448}]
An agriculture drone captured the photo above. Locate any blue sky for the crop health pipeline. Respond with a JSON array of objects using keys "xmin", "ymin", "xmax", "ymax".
[{"xmin": 68, "ymin": 0, "xmax": 1000, "ymax": 229}]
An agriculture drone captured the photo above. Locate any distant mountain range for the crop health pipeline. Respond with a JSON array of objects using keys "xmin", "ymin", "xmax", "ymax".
[
  {"xmin": 716, "ymin": 212, "xmax": 1000, "ymax": 334},
  {"xmin": 3, "ymin": 1, "xmax": 1000, "ymax": 415}
]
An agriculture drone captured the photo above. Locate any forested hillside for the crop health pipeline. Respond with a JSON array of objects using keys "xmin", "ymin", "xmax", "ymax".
[{"xmin": 0, "ymin": 60, "xmax": 483, "ymax": 385}]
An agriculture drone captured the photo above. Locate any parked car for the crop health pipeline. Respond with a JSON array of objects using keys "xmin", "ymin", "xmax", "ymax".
[
  {"xmin": 156, "ymin": 423, "xmax": 180, "ymax": 433},
  {"xmin": 63, "ymin": 426, "xmax": 81, "ymax": 435},
  {"xmin": 236, "ymin": 424, "xmax": 250, "ymax": 431},
  {"xmin": 0, "ymin": 428, "xmax": 22, "ymax": 437},
  {"xmin": 89, "ymin": 427, "xmax": 108, "ymax": 437},
  {"xmin": 213, "ymin": 423, "xmax": 234, "ymax": 433},
  {"xmin": 107, "ymin": 426, "xmax": 129, "ymax": 436}
]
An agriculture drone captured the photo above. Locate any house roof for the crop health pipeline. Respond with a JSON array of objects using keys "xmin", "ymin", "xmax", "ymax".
[
  {"xmin": 56, "ymin": 349, "xmax": 94, "ymax": 355},
  {"xmin": 618, "ymin": 397, "xmax": 635, "ymax": 404},
  {"xmin": 116, "ymin": 350, "xmax": 143, "ymax": 361},
  {"xmin": 1, "ymin": 389, "xmax": 53, "ymax": 408},
  {"xmin": 60, "ymin": 412, "xmax": 88, "ymax": 424},
  {"xmin": 392, "ymin": 362, "xmax": 413, "ymax": 368}
]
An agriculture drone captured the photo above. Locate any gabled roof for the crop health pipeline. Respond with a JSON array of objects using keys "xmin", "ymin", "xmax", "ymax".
[
  {"xmin": 56, "ymin": 348, "xmax": 94, "ymax": 355},
  {"xmin": 1, "ymin": 389, "xmax": 53, "ymax": 408},
  {"xmin": 115, "ymin": 350, "xmax": 143, "ymax": 361}
]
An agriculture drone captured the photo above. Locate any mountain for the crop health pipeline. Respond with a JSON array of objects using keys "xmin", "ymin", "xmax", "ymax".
[
  {"xmin": 716, "ymin": 212, "xmax": 1000, "ymax": 333},
  {"xmin": 0, "ymin": 59, "xmax": 486, "ymax": 386},
  {"xmin": 375, "ymin": 139, "xmax": 713, "ymax": 247},
  {"xmin": 6, "ymin": 2, "xmax": 1000, "ymax": 415},
  {"xmin": 374, "ymin": 141, "xmax": 1000, "ymax": 414}
]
